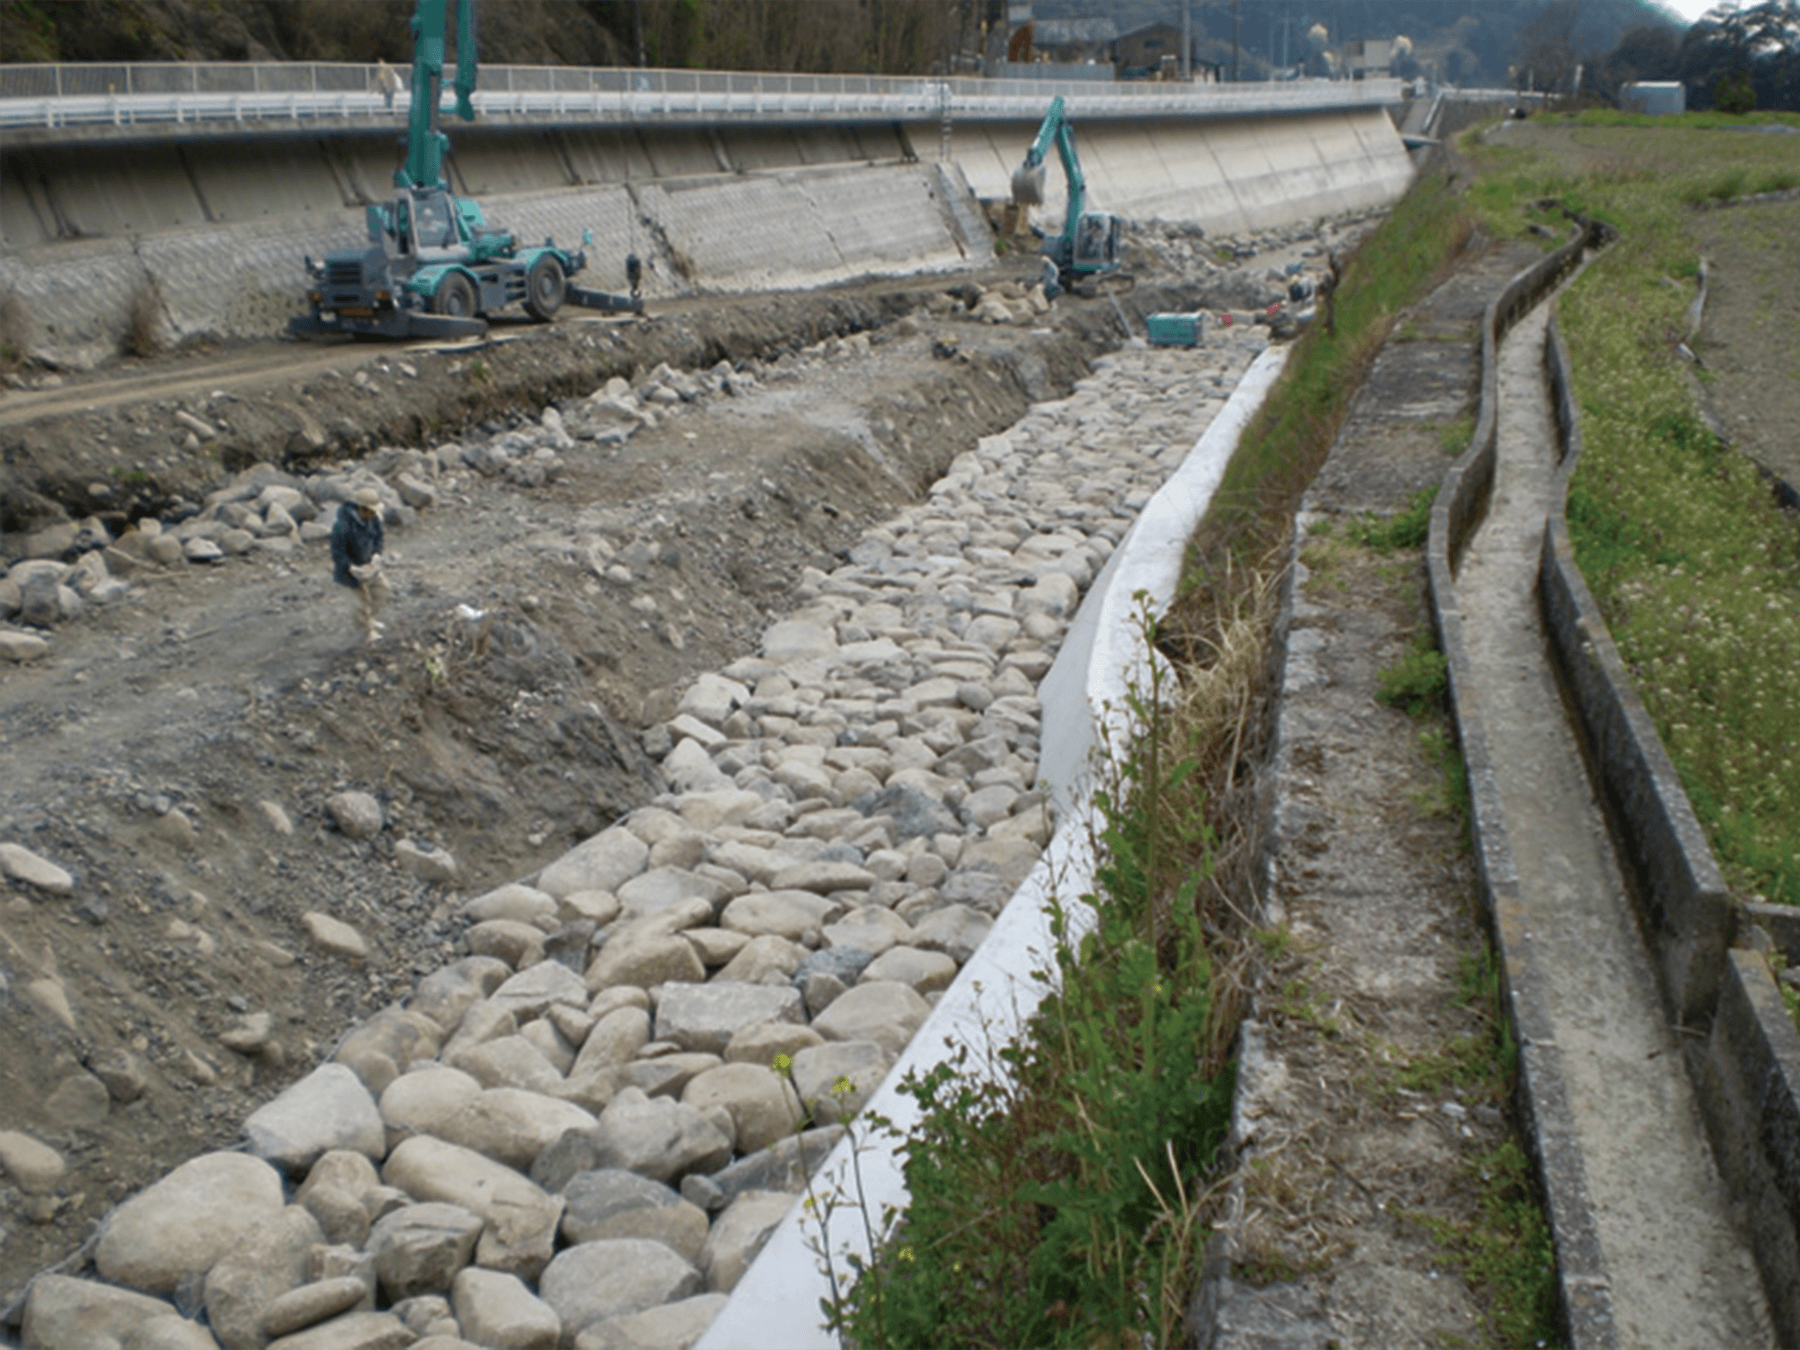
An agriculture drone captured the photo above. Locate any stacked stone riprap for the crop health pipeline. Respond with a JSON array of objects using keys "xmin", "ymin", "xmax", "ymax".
[{"xmin": 10, "ymin": 331, "xmax": 1265, "ymax": 1350}]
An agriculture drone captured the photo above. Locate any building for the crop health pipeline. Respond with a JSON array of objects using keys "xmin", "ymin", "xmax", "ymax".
[
  {"xmin": 1341, "ymin": 38, "xmax": 1392, "ymax": 79},
  {"xmin": 1117, "ymin": 22, "xmax": 1191, "ymax": 80},
  {"xmin": 1620, "ymin": 81, "xmax": 1686, "ymax": 115}
]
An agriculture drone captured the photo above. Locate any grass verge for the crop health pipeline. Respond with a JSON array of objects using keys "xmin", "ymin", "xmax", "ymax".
[{"xmin": 1462, "ymin": 115, "xmax": 1800, "ymax": 907}]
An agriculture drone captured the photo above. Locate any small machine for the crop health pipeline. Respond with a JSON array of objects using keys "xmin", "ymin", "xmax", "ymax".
[
  {"xmin": 1146, "ymin": 312, "xmax": 1204, "ymax": 348},
  {"xmin": 291, "ymin": 0, "xmax": 642, "ymax": 341},
  {"xmin": 1009, "ymin": 95, "xmax": 1124, "ymax": 298}
]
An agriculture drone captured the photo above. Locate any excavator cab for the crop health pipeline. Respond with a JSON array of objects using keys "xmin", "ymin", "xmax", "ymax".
[
  {"xmin": 1072, "ymin": 212, "xmax": 1121, "ymax": 274},
  {"xmin": 410, "ymin": 190, "xmax": 459, "ymax": 251}
]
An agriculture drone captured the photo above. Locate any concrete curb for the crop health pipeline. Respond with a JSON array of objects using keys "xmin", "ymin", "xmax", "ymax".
[
  {"xmin": 1425, "ymin": 220, "xmax": 1619, "ymax": 1349},
  {"xmin": 1539, "ymin": 313, "xmax": 1800, "ymax": 1347},
  {"xmin": 695, "ymin": 344, "xmax": 1290, "ymax": 1349}
]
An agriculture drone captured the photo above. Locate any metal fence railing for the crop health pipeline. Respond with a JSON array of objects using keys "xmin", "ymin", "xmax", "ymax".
[{"xmin": 0, "ymin": 61, "xmax": 1402, "ymax": 132}]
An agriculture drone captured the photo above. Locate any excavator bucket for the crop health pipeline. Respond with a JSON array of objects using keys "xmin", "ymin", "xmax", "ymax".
[{"xmin": 1011, "ymin": 160, "xmax": 1047, "ymax": 206}]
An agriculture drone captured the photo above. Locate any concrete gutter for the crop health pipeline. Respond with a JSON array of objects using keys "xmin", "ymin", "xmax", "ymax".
[
  {"xmin": 1539, "ymin": 313, "xmax": 1800, "ymax": 1348},
  {"xmin": 696, "ymin": 344, "xmax": 1290, "ymax": 1349},
  {"xmin": 1426, "ymin": 221, "xmax": 1619, "ymax": 1347}
]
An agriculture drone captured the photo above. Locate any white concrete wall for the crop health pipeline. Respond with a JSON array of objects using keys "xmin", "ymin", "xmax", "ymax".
[
  {"xmin": 947, "ymin": 107, "xmax": 1412, "ymax": 238},
  {"xmin": 0, "ymin": 107, "xmax": 1412, "ymax": 369}
]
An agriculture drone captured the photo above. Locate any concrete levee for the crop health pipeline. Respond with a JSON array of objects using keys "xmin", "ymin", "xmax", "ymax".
[
  {"xmin": 944, "ymin": 107, "xmax": 1411, "ymax": 238},
  {"xmin": 0, "ymin": 105, "xmax": 1411, "ymax": 369}
]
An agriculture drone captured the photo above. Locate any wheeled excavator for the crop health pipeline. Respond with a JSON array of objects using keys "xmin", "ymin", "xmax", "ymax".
[
  {"xmin": 1009, "ymin": 95, "xmax": 1124, "ymax": 299},
  {"xmin": 291, "ymin": 0, "xmax": 642, "ymax": 341}
]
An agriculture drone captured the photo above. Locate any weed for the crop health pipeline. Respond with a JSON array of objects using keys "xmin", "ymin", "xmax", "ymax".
[
  {"xmin": 1417, "ymin": 1140, "xmax": 1560, "ymax": 1347},
  {"xmin": 0, "ymin": 290, "xmax": 25, "ymax": 367},
  {"xmin": 1377, "ymin": 628, "xmax": 1449, "ymax": 718},
  {"xmin": 1520, "ymin": 123, "xmax": 1800, "ymax": 907},
  {"xmin": 1440, "ymin": 414, "xmax": 1476, "ymax": 456},
  {"xmin": 1413, "ymin": 725, "xmax": 1472, "ymax": 828},
  {"xmin": 1187, "ymin": 168, "xmax": 1473, "ymax": 579},
  {"xmin": 1349, "ymin": 487, "xmax": 1437, "ymax": 552},
  {"xmin": 824, "ymin": 597, "xmax": 1251, "ymax": 1347},
  {"xmin": 121, "ymin": 279, "xmax": 163, "ymax": 358}
]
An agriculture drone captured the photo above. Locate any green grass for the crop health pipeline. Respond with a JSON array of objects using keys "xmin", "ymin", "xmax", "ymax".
[
  {"xmin": 1350, "ymin": 486, "xmax": 1438, "ymax": 552},
  {"xmin": 1464, "ymin": 122, "xmax": 1800, "ymax": 907},
  {"xmin": 1378, "ymin": 627, "xmax": 1450, "ymax": 718},
  {"xmin": 1192, "ymin": 170, "xmax": 1475, "ymax": 559}
]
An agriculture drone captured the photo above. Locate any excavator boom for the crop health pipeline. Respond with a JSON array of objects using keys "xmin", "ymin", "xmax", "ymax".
[{"xmin": 397, "ymin": 0, "xmax": 477, "ymax": 191}]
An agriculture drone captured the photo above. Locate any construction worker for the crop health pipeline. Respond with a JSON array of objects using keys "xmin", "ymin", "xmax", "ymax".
[
  {"xmin": 331, "ymin": 486, "xmax": 389, "ymax": 642},
  {"xmin": 373, "ymin": 58, "xmax": 402, "ymax": 113}
]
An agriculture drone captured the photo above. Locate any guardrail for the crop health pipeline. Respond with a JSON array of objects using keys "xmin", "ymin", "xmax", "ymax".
[{"xmin": 0, "ymin": 61, "xmax": 1402, "ymax": 132}]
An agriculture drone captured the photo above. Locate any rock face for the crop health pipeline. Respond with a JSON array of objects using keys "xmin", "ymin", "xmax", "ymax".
[{"xmin": 16, "ymin": 337, "xmax": 1263, "ymax": 1347}]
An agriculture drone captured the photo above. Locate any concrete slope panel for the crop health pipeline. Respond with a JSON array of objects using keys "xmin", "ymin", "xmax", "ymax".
[
  {"xmin": 0, "ymin": 243, "xmax": 157, "ymax": 370},
  {"xmin": 944, "ymin": 122, "xmax": 1034, "ymax": 203},
  {"xmin": 330, "ymin": 135, "xmax": 411, "ymax": 204},
  {"xmin": 37, "ymin": 142, "xmax": 209, "ymax": 237},
  {"xmin": 1229, "ymin": 118, "xmax": 1341, "ymax": 227},
  {"xmin": 445, "ymin": 127, "xmax": 571, "ymax": 197},
  {"xmin": 1, "ymin": 153, "xmax": 59, "ymax": 250},
  {"xmin": 177, "ymin": 136, "xmax": 354, "ymax": 224},
  {"xmin": 640, "ymin": 163, "xmax": 970, "ymax": 294},
  {"xmin": 799, "ymin": 165, "xmax": 975, "ymax": 268},
  {"xmin": 480, "ymin": 186, "xmax": 650, "ymax": 300},
  {"xmin": 1340, "ymin": 107, "xmax": 1416, "ymax": 206},
  {"xmin": 717, "ymin": 125, "xmax": 811, "ymax": 172},
  {"xmin": 557, "ymin": 127, "xmax": 660, "ymax": 185},
  {"xmin": 1107, "ymin": 124, "xmax": 1250, "ymax": 237},
  {"xmin": 142, "ymin": 223, "xmax": 337, "ymax": 341},
  {"xmin": 642, "ymin": 174, "xmax": 846, "ymax": 292},
  {"xmin": 842, "ymin": 123, "xmax": 909, "ymax": 164},
  {"xmin": 639, "ymin": 128, "xmax": 729, "ymax": 179}
]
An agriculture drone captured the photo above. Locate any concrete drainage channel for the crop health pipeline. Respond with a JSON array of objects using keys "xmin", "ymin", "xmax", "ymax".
[
  {"xmin": 1429, "ymin": 228, "xmax": 1797, "ymax": 1346},
  {"xmin": 10, "ymin": 327, "xmax": 1281, "ymax": 1348}
]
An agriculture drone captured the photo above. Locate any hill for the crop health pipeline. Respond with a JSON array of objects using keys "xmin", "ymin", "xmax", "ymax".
[{"xmin": 0, "ymin": 0, "xmax": 1679, "ymax": 84}]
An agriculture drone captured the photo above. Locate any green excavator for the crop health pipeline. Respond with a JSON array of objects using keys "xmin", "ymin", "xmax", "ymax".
[
  {"xmin": 291, "ymin": 0, "xmax": 642, "ymax": 341},
  {"xmin": 1009, "ymin": 95, "xmax": 1124, "ymax": 299}
]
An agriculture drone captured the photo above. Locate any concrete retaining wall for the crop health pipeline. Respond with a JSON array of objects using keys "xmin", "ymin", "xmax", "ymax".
[
  {"xmin": 0, "ymin": 123, "xmax": 979, "ymax": 370},
  {"xmin": 0, "ymin": 107, "xmax": 1413, "ymax": 370},
  {"xmin": 944, "ymin": 107, "xmax": 1412, "ymax": 238},
  {"xmin": 1539, "ymin": 313, "xmax": 1800, "ymax": 1348}
]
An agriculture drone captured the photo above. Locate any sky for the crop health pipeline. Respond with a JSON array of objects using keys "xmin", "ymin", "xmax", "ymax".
[{"xmin": 1656, "ymin": 0, "xmax": 1716, "ymax": 22}]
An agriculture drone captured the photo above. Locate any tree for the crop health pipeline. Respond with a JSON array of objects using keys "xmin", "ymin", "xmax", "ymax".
[
  {"xmin": 1515, "ymin": 0, "xmax": 1583, "ymax": 96},
  {"xmin": 1679, "ymin": 0, "xmax": 1800, "ymax": 110},
  {"xmin": 1593, "ymin": 22, "xmax": 1680, "ymax": 101}
]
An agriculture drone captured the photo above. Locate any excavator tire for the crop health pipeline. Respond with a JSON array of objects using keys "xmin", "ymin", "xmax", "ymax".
[
  {"xmin": 524, "ymin": 255, "xmax": 566, "ymax": 322},
  {"xmin": 432, "ymin": 272, "xmax": 478, "ymax": 319}
]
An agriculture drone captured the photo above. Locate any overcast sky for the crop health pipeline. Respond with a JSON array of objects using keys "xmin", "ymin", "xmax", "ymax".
[{"xmin": 1656, "ymin": 0, "xmax": 1713, "ymax": 23}]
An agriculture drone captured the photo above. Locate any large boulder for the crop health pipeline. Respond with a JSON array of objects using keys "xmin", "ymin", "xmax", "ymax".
[{"xmin": 95, "ymin": 1152, "xmax": 287, "ymax": 1295}]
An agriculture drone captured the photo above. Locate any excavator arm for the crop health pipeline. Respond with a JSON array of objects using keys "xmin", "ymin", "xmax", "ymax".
[{"xmin": 1010, "ymin": 95, "xmax": 1087, "ymax": 260}]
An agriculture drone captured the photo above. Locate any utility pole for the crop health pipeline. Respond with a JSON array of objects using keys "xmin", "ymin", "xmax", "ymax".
[
  {"xmin": 1232, "ymin": 0, "xmax": 1240, "ymax": 82},
  {"xmin": 1183, "ymin": 1, "xmax": 1192, "ymax": 81},
  {"xmin": 633, "ymin": 0, "xmax": 646, "ymax": 68}
]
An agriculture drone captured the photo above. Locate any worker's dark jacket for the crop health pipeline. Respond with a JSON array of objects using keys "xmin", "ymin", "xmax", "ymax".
[{"xmin": 330, "ymin": 503, "xmax": 384, "ymax": 588}]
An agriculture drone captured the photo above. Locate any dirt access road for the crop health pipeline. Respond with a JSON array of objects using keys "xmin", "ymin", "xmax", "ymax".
[{"xmin": 0, "ymin": 226, "xmax": 1313, "ymax": 1299}]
